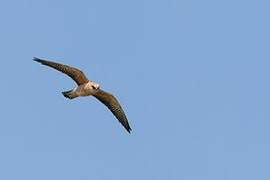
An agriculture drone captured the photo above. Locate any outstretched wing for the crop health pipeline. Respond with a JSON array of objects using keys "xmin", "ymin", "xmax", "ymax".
[
  {"xmin": 93, "ymin": 89, "xmax": 132, "ymax": 133},
  {"xmin": 33, "ymin": 57, "xmax": 89, "ymax": 85}
]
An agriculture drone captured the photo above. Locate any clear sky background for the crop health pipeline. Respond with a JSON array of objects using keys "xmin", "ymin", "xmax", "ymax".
[{"xmin": 0, "ymin": 0, "xmax": 269, "ymax": 179}]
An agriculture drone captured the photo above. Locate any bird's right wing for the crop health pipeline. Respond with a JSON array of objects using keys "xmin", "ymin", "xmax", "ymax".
[
  {"xmin": 93, "ymin": 89, "xmax": 132, "ymax": 133},
  {"xmin": 33, "ymin": 57, "xmax": 89, "ymax": 85}
]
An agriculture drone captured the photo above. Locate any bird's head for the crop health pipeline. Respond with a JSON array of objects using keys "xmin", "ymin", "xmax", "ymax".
[{"xmin": 91, "ymin": 82, "xmax": 100, "ymax": 90}]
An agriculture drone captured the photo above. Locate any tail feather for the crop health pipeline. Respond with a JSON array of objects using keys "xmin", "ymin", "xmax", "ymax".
[{"xmin": 62, "ymin": 90, "xmax": 76, "ymax": 99}]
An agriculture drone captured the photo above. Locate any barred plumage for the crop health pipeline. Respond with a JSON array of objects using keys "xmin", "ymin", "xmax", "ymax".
[{"xmin": 94, "ymin": 89, "xmax": 132, "ymax": 133}]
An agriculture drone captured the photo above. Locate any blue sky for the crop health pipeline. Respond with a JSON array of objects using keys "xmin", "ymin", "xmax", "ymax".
[{"xmin": 0, "ymin": 0, "xmax": 269, "ymax": 179}]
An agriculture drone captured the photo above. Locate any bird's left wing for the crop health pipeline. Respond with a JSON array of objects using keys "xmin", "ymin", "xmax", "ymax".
[
  {"xmin": 33, "ymin": 57, "xmax": 89, "ymax": 85},
  {"xmin": 93, "ymin": 89, "xmax": 132, "ymax": 133}
]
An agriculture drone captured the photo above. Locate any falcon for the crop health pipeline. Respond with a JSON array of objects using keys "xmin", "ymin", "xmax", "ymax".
[{"xmin": 33, "ymin": 57, "xmax": 132, "ymax": 133}]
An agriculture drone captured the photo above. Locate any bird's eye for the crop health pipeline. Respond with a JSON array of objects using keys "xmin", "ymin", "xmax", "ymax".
[{"xmin": 91, "ymin": 85, "xmax": 96, "ymax": 89}]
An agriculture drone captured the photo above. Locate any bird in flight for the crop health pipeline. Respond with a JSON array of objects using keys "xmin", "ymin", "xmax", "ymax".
[{"xmin": 33, "ymin": 57, "xmax": 132, "ymax": 133}]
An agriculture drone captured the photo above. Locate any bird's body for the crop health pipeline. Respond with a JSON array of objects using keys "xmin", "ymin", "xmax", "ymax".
[
  {"xmin": 63, "ymin": 81, "xmax": 100, "ymax": 99},
  {"xmin": 33, "ymin": 57, "xmax": 132, "ymax": 133}
]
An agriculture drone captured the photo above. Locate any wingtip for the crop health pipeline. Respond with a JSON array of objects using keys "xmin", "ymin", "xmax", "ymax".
[
  {"xmin": 33, "ymin": 57, "xmax": 43, "ymax": 63},
  {"xmin": 126, "ymin": 127, "xmax": 132, "ymax": 134}
]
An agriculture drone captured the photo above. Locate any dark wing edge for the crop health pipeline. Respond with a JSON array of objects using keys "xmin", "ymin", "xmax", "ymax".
[
  {"xmin": 33, "ymin": 57, "xmax": 89, "ymax": 85},
  {"xmin": 93, "ymin": 89, "xmax": 132, "ymax": 133}
]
